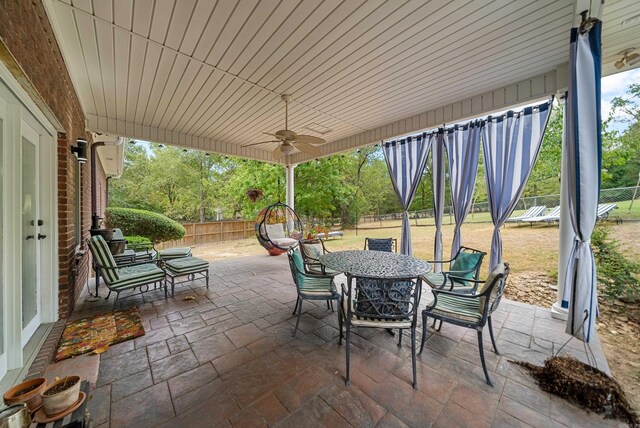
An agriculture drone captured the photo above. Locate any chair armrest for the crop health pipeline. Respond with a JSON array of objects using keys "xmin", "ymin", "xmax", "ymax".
[
  {"xmin": 447, "ymin": 275, "xmax": 484, "ymax": 284},
  {"xmin": 424, "ymin": 256, "xmax": 456, "ymax": 264},
  {"xmin": 107, "ymin": 259, "xmax": 161, "ymax": 269}
]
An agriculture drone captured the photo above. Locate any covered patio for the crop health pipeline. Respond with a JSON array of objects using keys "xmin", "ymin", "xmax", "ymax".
[
  {"xmin": 71, "ymin": 255, "xmax": 618, "ymax": 427},
  {"xmin": 0, "ymin": 0, "xmax": 638, "ymax": 426}
]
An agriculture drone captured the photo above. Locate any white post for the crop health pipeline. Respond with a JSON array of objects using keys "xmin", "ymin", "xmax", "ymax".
[
  {"xmin": 552, "ymin": 95, "xmax": 570, "ymax": 320},
  {"xmin": 285, "ymin": 164, "xmax": 296, "ymax": 209}
]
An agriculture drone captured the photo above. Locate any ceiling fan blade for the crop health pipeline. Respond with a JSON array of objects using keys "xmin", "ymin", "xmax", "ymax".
[
  {"xmin": 272, "ymin": 145, "xmax": 283, "ymax": 161},
  {"xmin": 294, "ymin": 141, "xmax": 322, "ymax": 157},
  {"xmin": 263, "ymin": 132, "xmax": 278, "ymax": 138},
  {"xmin": 295, "ymin": 134, "xmax": 325, "ymax": 145},
  {"xmin": 241, "ymin": 140, "xmax": 280, "ymax": 147}
]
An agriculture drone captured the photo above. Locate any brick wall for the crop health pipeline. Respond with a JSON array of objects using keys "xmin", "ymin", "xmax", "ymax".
[{"xmin": 0, "ymin": 0, "xmax": 107, "ymax": 318}]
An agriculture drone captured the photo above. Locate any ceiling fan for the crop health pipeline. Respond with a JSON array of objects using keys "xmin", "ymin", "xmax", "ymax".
[{"xmin": 242, "ymin": 94, "xmax": 325, "ymax": 161}]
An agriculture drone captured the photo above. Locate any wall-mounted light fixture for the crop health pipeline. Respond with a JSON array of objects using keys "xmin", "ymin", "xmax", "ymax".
[{"xmin": 71, "ymin": 138, "xmax": 88, "ymax": 163}]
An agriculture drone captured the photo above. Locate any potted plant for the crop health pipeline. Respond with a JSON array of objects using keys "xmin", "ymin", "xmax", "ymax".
[
  {"xmin": 246, "ymin": 188, "xmax": 263, "ymax": 202},
  {"xmin": 40, "ymin": 376, "xmax": 80, "ymax": 416},
  {"xmin": 3, "ymin": 377, "xmax": 47, "ymax": 411}
]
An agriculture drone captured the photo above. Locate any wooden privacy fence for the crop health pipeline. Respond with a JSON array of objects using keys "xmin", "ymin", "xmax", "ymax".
[{"xmin": 157, "ymin": 220, "xmax": 254, "ymax": 249}]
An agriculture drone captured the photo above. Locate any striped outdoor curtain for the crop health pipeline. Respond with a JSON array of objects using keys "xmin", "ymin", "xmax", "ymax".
[
  {"xmin": 383, "ymin": 134, "xmax": 431, "ymax": 255},
  {"xmin": 445, "ymin": 122, "xmax": 481, "ymax": 259},
  {"xmin": 481, "ymin": 101, "xmax": 552, "ymax": 271},
  {"xmin": 562, "ymin": 19, "xmax": 602, "ymax": 342},
  {"xmin": 431, "ymin": 130, "xmax": 445, "ymax": 272}
]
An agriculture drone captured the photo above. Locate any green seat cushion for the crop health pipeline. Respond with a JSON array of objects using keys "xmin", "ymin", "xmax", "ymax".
[
  {"xmin": 160, "ymin": 247, "xmax": 192, "ymax": 259},
  {"xmin": 111, "ymin": 263, "xmax": 165, "ymax": 290},
  {"xmin": 290, "ymin": 249, "xmax": 306, "ymax": 284},
  {"xmin": 166, "ymin": 257, "xmax": 209, "ymax": 274},
  {"xmin": 450, "ymin": 251, "xmax": 482, "ymax": 285},
  {"xmin": 298, "ymin": 276, "xmax": 337, "ymax": 296},
  {"xmin": 430, "ymin": 293, "xmax": 482, "ymax": 324}
]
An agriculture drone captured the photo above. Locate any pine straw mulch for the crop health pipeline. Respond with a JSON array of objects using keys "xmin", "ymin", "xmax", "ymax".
[{"xmin": 513, "ymin": 356, "xmax": 639, "ymax": 427}]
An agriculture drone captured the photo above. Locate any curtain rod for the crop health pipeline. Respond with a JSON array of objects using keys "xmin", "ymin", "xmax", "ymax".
[{"xmin": 383, "ymin": 97, "xmax": 553, "ymax": 145}]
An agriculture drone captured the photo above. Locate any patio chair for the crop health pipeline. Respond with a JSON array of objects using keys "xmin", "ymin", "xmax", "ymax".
[
  {"xmin": 505, "ymin": 205, "xmax": 546, "ymax": 223},
  {"xmin": 89, "ymin": 235, "xmax": 167, "ymax": 309},
  {"xmin": 597, "ymin": 203, "xmax": 617, "ymax": 220},
  {"xmin": 420, "ymin": 263, "xmax": 510, "ymax": 386},
  {"xmin": 364, "ymin": 237, "xmax": 397, "ymax": 253},
  {"xmin": 287, "ymin": 248, "xmax": 341, "ymax": 336},
  {"xmin": 339, "ymin": 275, "xmax": 423, "ymax": 388},
  {"xmin": 299, "ymin": 238, "xmax": 340, "ymax": 276},
  {"xmin": 423, "ymin": 246, "xmax": 486, "ymax": 293}
]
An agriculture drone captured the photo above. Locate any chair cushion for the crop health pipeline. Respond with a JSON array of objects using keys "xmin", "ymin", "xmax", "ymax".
[
  {"xmin": 307, "ymin": 266, "xmax": 340, "ymax": 276},
  {"xmin": 159, "ymin": 247, "xmax": 192, "ymax": 259},
  {"xmin": 366, "ymin": 238, "xmax": 394, "ymax": 252},
  {"xmin": 301, "ymin": 242, "xmax": 323, "ymax": 259},
  {"xmin": 429, "ymin": 293, "xmax": 482, "ymax": 324},
  {"xmin": 298, "ymin": 276, "xmax": 337, "ymax": 296},
  {"xmin": 111, "ymin": 263, "xmax": 165, "ymax": 290},
  {"xmin": 450, "ymin": 251, "xmax": 482, "ymax": 284},
  {"xmin": 265, "ymin": 223, "xmax": 285, "ymax": 239},
  {"xmin": 271, "ymin": 237, "xmax": 298, "ymax": 248},
  {"xmin": 166, "ymin": 257, "xmax": 209, "ymax": 274},
  {"xmin": 90, "ymin": 235, "xmax": 119, "ymax": 283},
  {"xmin": 290, "ymin": 249, "xmax": 306, "ymax": 284}
]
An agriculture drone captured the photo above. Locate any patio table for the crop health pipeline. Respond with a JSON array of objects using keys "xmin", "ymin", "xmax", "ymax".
[{"xmin": 319, "ymin": 250, "xmax": 431, "ymax": 279}]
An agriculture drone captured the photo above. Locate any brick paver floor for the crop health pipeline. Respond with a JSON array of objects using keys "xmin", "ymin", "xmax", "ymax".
[{"xmin": 71, "ymin": 255, "xmax": 623, "ymax": 427}]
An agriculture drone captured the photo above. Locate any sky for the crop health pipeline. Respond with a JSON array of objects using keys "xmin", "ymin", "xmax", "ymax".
[{"xmin": 601, "ymin": 67, "xmax": 640, "ymax": 130}]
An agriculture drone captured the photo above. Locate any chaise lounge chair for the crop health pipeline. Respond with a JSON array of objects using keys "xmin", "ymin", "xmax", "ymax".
[
  {"xmin": 526, "ymin": 206, "xmax": 561, "ymax": 225},
  {"xmin": 505, "ymin": 205, "xmax": 546, "ymax": 224}
]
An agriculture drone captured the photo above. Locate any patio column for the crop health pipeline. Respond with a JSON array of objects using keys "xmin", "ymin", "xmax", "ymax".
[
  {"xmin": 285, "ymin": 163, "xmax": 296, "ymax": 209},
  {"xmin": 552, "ymin": 94, "xmax": 570, "ymax": 321}
]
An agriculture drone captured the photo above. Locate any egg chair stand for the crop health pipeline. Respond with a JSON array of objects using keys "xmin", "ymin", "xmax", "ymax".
[{"xmin": 255, "ymin": 201, "xmax": 303, "ymax": 256}]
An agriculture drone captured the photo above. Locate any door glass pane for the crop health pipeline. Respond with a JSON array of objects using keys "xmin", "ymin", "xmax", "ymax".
[
  {"xmin": 22, "ymin": 137, "xmax": 37, "ymax": 328},
  {"xmin": 0, "ymin": 117, "xmax": 3, "ymax": 354}
]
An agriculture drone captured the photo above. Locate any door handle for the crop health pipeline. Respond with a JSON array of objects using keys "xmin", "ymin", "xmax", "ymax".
[
  {"xmin": 26, "ymin": 235, "xmax": 35, "ymax": 240},
  {"xmin": 37, "ymin": 233, "xmax": 47, "ymax": 240}
]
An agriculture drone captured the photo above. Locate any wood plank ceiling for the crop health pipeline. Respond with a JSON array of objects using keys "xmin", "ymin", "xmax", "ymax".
[{"xmin": 45, "ymin": 0, "xmax": 640, "ymax": 164}]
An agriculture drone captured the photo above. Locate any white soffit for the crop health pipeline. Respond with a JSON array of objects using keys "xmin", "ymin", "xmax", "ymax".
[{"xmin": 45, "ymin": 0, "xmax": 640, "ymax": 164}]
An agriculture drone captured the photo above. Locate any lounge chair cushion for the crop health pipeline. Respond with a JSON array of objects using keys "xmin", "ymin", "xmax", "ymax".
[
  {"xmin": 165, "ymin": 257, "xmax": 209, "ymax": 274},
  {"xmin": 111, "ymin": 263, "xmax": 165, "ymax": 290},
  {"xmin": 271, "ymin": 237, "xmax": 299, "ymax": 248},
  {"xmin": 450, "ymin": 251, "xmax": 482, "ymax": 285},
  {"xmin": 160, "ymin": 247, "xmax": 192, "ymax": 259},
  {"xmin": 90, "ymin": 235, "xmax": 120, "ymax": 283},
  {"xmin": 366, "ymin": 238, "xmax": 394, "ymax": 252}
]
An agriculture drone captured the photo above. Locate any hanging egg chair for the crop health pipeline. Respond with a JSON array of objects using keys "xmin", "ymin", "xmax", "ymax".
[{"xmin": 255, "ymin": 202, "xmax": 303, "ymax": 256}]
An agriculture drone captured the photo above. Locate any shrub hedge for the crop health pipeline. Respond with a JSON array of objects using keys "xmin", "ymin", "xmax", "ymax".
[{"xmin": 106, "ymin": 207, "xmax": 185, "ymax": 243}]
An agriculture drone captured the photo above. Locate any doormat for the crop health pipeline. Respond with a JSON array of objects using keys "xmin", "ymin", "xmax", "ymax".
[{"xmin": 55, "ymin": 307, "xmax": 145, "ymax": 361}]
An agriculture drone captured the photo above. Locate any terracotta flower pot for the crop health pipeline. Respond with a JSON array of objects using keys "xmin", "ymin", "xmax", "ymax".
[
  {"xmin": 3, "ymin": 377, "xmax": 47, "ymax": 412},
  {"xmin": 40, "ymin": 376, "xmax": 80, "ymax": 416}
]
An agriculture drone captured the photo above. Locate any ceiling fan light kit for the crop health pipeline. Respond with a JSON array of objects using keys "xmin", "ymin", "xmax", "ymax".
[{"xmin": 241, "ymin": 94, "xmax": 326, "ymax": 161}]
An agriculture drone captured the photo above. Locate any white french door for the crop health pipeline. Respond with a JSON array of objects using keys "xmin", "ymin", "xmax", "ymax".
[
  {"xmin": 0, "ymin": 84, "xmax": 7, "ymax": 378},
  {"xmin": 21, "ymin": 121, "xmax": 42, "ymax": 345},
  {"xmin": 0, "ymin": 66, "xmax": 57, "ymax": 382}
]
